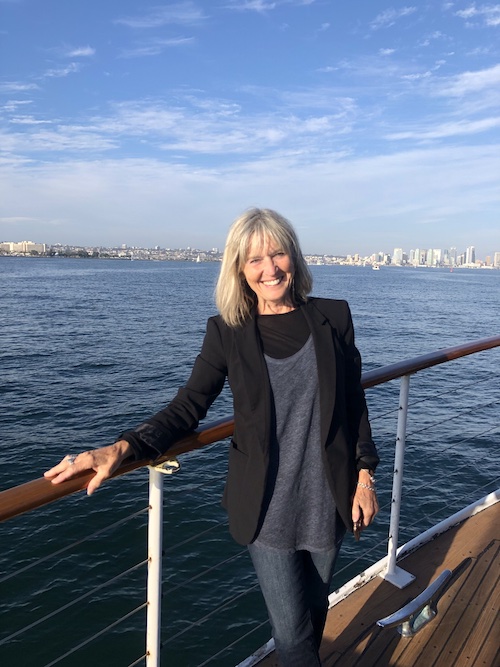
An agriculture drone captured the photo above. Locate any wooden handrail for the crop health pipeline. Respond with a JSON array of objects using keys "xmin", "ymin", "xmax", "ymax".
[
  {"xmin": 1, "ymin": 335, "xmax": 499, "ymax": 523},
  {"xmin": 361, "ymin": 334, "xmax": 500, "ymax": 388}
]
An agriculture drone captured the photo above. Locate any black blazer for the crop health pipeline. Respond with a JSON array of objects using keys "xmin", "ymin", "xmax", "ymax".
[{"xmin": 123, "ymin": 298, "xmax": 379, "ymax": 545}]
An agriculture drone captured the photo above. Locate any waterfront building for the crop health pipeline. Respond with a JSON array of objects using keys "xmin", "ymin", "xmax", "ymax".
[
  {"xmin": 0, "ymin": 241, "xmax": 47, "ymax": 254},
  {"xmin": 392, "ymin": 248, "xmax": 404, "ymax": 265},
  {"xmin": 466, "ymin": 246, "xmax": 476, "ymax": 265}
]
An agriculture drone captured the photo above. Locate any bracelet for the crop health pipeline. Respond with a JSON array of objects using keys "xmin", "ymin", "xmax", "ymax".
[
  {"xmin": 359, "ymin": 469, "xmax": 376, "ymax": 484},
  {"xmin": 357, "ymin": 481, "xmax": 376, "ymax": 492}
]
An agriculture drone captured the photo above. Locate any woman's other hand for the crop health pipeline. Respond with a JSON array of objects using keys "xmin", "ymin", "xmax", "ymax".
[
  {"xmin": 44, "ymin": 440, "xmax": 134, "ymax": 496},
  {"xmin": 352, "ymin": 469, "xmax": 379, "ymax": 534}
]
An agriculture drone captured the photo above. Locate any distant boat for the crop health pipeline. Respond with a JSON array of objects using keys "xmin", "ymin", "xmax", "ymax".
[
  {"xmin": 196, "ymin": 254, "xmax": 201, "ymax": 263},
  {"xmin": 372, "ymin": 264, "xmax": 380, "ymax": 271}
]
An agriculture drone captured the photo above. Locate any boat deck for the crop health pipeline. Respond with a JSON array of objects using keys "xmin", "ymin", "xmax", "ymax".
[{"xmin": 258, "ymin": 502, "xmax": 499, "ymax": 666}]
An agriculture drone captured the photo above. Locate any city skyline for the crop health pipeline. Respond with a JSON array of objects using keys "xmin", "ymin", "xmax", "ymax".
[
  {"xmin": 1, "ymin": 1, "xmax": 499, "ymax": 257},
  {"xmin": 2, "ymin": 238, "xmax": 498, "ymax": 267}
]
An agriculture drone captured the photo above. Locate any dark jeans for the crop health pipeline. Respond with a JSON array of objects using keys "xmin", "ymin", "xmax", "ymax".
[{"xmin": 248, "ymin": 542, "xmax": 343, "ymax": 667}]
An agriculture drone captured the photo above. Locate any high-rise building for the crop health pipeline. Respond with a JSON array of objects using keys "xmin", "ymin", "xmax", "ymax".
[
  {"xmin": 392, "ymin": 248, "xmax": 404, "ymax": 265},
  {"xmin": 465, "ymin": 246, "xmax": 476, "ymax": 265}
]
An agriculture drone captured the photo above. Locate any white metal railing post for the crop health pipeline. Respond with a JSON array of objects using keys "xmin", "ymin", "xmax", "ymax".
[
  {"xmin": 146, "ymin": 466, "xmax": 164, "ymax": 667},
  {"xmin": 380, "ymin": 373, "xmax": 416, "ymax": 589}
]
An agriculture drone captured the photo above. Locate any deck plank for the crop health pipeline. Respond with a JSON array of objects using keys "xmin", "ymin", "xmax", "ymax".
[
  {"xmin": 256, "ymin": 502, "xmax": 499, "ymax": 666},
  {"xmin": 393, "ymin": 541, "xmax": 499, "ymax": 666}
]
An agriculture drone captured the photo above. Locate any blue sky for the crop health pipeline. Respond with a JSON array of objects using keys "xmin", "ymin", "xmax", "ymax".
[{"xmin": 1, "ymin": 0, "xmax": 499, "ymax": 258}]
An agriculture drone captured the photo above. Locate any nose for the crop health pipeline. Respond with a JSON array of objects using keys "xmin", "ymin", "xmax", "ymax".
[{"xmin": 263, "ymin": 255, "xmax": 278, "ymax": 274}]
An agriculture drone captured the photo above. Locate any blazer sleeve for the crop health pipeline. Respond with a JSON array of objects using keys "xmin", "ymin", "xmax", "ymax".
[
  {"xmin": 120, "ymin": 316, "xmax": 228, "ymax": 460},
  {"xmin": 339, "ymin": 301, "xmax": 380, "ymax": 471}
]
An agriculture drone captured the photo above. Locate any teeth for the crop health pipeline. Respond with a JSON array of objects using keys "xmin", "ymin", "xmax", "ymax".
[{"xmin": 263, "ymin": 278, "xmax": 281, "ymax": 286}]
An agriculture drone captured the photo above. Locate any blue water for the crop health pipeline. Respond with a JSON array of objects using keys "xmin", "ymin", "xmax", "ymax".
[{"xmin": 0, "ymin": 258, "xmax": 499, "ymax": 666}]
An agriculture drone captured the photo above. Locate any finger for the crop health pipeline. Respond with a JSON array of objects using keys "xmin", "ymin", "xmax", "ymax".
[
  {"xmin": 86, "ymin": 469, "xmax": 111, "ymax": 496},
  {"xmin": 44, "ymin": 464, "xmax": 64, "ymax": 479},
  {"xmin": 44, "ymin": 457, "xmax": 73, "ymax": 479},
  {"xmin": 44, "ymin": 453, "xmax": 88, "ymax": 484},
  {"xmin": 351, "ymin": 503, "xmax": 361, "ymax": 525}
]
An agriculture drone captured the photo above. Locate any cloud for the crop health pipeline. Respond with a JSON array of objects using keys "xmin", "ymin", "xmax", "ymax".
[
  {"xmin": 438, "ymin": 63, "xmax": 500, "ymax": 96},
  {"xmin": 115, "ymin": 2, "xmax": 207, "ymax": 28},
  {"xmin": 10, "ymin": 116, "xmax": 52, "ymax": 125},
  {"xmin": 224, "ymin": 0, "xmax": 316, "ymax": 10},
  {"xmin": 1, "ymin": 144, "xmax": 498, "ymax": 255},
  {"xmin": 66, "ymin": 46, "xmax": 96, "ymax": 57},
  {"xmin": 42, "ymin": 63, "xmax": 82, "ymax": 78},
  {"xmin": 225, "ymin": 1, "xmax": 277, "ymax": 11},
  {"xmin": 456, "ymin": 4, "xmax": 500, "ymax": 27},
  {"xmin": 0, "ymin": 91, "xmax": 355, "ymax": 159},
  {"xmin": 387, "ymin": 117, "xmax": 500, "ymax": 140},
  {"xmin": 401, "ymin": 71, "xmax": 432, "ymax": 80},
  {"xmin": 370, "ymin": 6, "xmax": 417, "ymax": 30},
  {"xmin": 0, "ymin": 125, "xmax": 118, "ymax": 153},
  {"xmin": 120, "ymin": 37, "xmax": 195, "ymax": 58},
  {"xmin": 0, "ymin": 82, "xmax": 40, "ymax": 92},
  {"xmin": 379, "ymin": 48, "xmax": 396, "ymax": 56},
  {"xmin": 418, "ymin": 30, "xmax": 446, "ymax": 46},
  {"xmin": 2, "ymin": 100, "xmax": 33, "ymax": 112}
]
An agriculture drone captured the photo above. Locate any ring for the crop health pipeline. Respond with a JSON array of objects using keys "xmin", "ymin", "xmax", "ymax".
[{"xmin": 66, "ymin": 454, "xmax": 78, "ymax": 465}]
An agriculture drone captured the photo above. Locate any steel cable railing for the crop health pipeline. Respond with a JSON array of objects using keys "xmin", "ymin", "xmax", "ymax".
[
  {"xmin": 43, "ymin": 603, "xmax": 148, "ymax": 667},
  {"xmin": 165, "ymin": 582, "xmax": 262, "ymax": 644},
  {"xmin": 0, "ymin": 507, "xmax": 148, "ymax": 585},
  {"xmin": 196, "ymin": 618, "xmax": 270, "ymax": 667},
  {"xmin": 165, "ymin": 549, "xmax": 247, "ymax": 596},
  {"xmin": 1, "ymin": 337, "xmax": 499, "ymax": 667},
  {"xmin": 0, "ymin": 560, "xmax": 147, "ymax": 647}
]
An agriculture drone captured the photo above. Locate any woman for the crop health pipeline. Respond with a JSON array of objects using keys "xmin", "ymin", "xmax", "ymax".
[{"xmin": 45, "ymin": 208, "xmax": 379, "ymax": 667}]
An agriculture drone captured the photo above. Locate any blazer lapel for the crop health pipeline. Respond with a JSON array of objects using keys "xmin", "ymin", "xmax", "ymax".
[
  {"xmin": 233, "ymin": 314, "xmax": 271, "ymax": 452},
  {"xmin": 302, "ymin": 300, "xmax": 337, "ymax": 447}
]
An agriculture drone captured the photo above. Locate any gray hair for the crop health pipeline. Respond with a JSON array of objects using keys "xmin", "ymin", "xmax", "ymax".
[{"xmin": 215, "ymin": 208, "xmax": 313, "ymax": 327}]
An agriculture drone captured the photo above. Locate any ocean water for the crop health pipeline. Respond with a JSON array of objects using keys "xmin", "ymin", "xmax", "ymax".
[{"xmin": 0, "ymin": 258, "xmax": 499, "ymax": 667}]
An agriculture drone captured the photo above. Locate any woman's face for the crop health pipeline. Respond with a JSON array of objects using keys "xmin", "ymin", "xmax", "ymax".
[{"xmin": 242, "ymin": 234, "xmax": 295, "ymax": 313}]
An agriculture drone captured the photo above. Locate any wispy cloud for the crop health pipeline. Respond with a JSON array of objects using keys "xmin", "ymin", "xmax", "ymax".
[
  {"xmin": 387, "ymin": 117, "xmax": 500, "ymax": 140},
  {"xmin": 1, "ymin": 126, "xmax": 118, "ymax": 153},
  {"xmin": 418, "ymin": 30, "xmax": 446, "ymax": 47},
  {"xmin": 10, "ymin": 116, "xmax": 52, "ymax": 125},
  {"xmin": 2, "ymin": 100, "xmax": 33, "ymax": 112},
  {"xmin": 379, "ymin": 48, "xmax": 396, "ymax": 56},
  {"xmin": 66, "ymin": 46, "xmax": 96, "ymax": 57},
  {"xmin": 0, "ymin": 82, "xmax": 40, "ymax": 92},
  {"xmin": 225, "ymin": 0, "xmax": 316, "ymax": 10},
  {"xmin": 225, "ymin": 1, "xmax": 277, "ymax": 11},
  {"xmin": 438, "ymin": 63, "xmax": 500, "ymax": 96},
  {"xmin": 456, "ymin": 4, "xmax": 500, "ymax": 27},
  {"xmin": 115, "ymin": 2, "xmax": 207, "ymax": 28},
  {"xmin": 370, "ymin": 6, "xmax": 417, "ymax": 30},
  {"xmin": 42, "ymin": 63, "xmax": 82, "ymax": 78},
  {"xmin": 120, "ymin": 37, "xmax": 195, "ymax": 58}
]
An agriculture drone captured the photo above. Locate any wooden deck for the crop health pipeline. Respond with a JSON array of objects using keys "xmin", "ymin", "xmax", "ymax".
[{"xmin": 258, "ymin": 502, "xmax": 499, "ymax": 666}]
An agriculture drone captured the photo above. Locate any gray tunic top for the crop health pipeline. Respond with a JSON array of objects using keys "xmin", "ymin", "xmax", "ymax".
[{"xmin": 254, "ymin": 335, "xmax": 339, "ymax": 552}]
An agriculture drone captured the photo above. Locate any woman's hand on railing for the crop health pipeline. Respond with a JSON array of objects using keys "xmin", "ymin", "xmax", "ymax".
[
  {"xmin": 44, "ymin": 440, "xmax": 135, "ymax": 496},
  {"xmin": 352, "ymin": 469, "xmax": 379, "ymax": 536}
]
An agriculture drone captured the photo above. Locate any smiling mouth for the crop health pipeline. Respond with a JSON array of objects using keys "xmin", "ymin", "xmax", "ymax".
[{"xmin": 262, "ymin": 277, "xmax": 283, "ymax": 286}]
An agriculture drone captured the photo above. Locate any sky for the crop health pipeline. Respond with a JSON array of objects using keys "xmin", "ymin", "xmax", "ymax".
[{"xmin": 1, "ymin": 0, "xmax": 499, "ymax": 258}]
